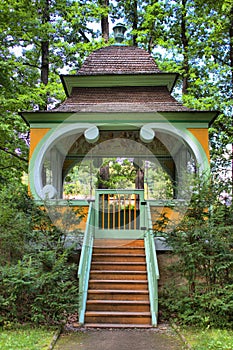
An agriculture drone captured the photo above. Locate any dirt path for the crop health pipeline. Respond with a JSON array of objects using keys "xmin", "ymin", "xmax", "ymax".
[{"xmin": 53, "ymin": 325, "xmax": 185, "ymax": 350}]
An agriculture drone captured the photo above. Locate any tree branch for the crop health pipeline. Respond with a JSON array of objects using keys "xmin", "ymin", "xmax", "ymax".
[
  {"xmin": 78, "ymin": 29, "xmax": 90, "ymax": 43},
  {"xmin": 212, "ymin": 54, "xmax": 229, "ymax": 66},
  {"xmin": 23, "ymin": 62, "xmax": 41, "ymax": 69},
  {"xmin": 0, "ymin": 146, "xmax": 28, "ymax": 163},
  {"xmin": 0, "ymin": 165, "xmax": 24, "ymax": 170}
]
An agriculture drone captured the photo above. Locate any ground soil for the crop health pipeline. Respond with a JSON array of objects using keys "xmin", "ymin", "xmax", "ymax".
[{"xmin": 53, "ymin": 324, "xmax": 185, "ymax": 350}]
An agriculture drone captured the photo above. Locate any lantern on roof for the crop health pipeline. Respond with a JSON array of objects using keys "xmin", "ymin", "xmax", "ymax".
[{"xmin": 113, "ymin": 23, "xmax": 127, "ymax": 43}]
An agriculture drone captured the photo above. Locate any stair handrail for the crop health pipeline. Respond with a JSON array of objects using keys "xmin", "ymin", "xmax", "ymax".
[
  {"xmin": 144, "ymin": 202, "xmax": 160, "ymax": 327},
  {"xmin": 78, "ymin": 201, "xmax": 95, "ymax": 325}
]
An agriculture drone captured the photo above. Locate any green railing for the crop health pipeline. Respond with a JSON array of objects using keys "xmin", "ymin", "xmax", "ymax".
[
  {"xmin": 144, "ymin": 202, "xmax": 160, "ymax": 327},
  {"xmin": 77, "ymin": 193, "xmax": 159, "ymax": 327},
  {"xmin": 95, "ymin": 189, "xmax": 145, "ymax": 230},
  {"xmin": 78, "ymin": 202, "xmax": 95, "ymax": 325}
]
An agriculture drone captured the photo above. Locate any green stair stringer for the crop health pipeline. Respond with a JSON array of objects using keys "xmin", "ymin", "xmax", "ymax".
[
  {"xmin": 78, "ymin": 202, "xmax": 95, "ymax": 325},
  {"xmin": 144, "ymin": 202, "xmax": 160, "ymax": 327}
]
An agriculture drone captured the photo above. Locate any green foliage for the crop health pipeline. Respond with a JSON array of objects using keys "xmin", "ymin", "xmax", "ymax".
[
  {"xmin": 135, "ymin": 0, "xmax": 232, "ymax": 168},
  {"xmin": 0, "ymin": 237, "xmax": 79, "ymax": 325},
  {"xmin": 0, "ymin": 0, "xmax": 107, "ymax": 187},
  {"xmin": 146, "ymin": 162, "xmax": 174, "ymax": 199},
  {"xmin": 0, "ymin": 183, "xmax": 34, "ymax": 265},
  {"xmin": 161, "ymin": 285, "xmax": 233, "ymax": 328},
  {"xmin": 63, "ymin": 159, "xmax": 98, "ymax": 199},
  {"xmin": 64, "ymin": 158, "xmax": 174, "ymax": 199},
  {"xmin": 0, "ymin": 185, "xmax": 81, "ymax": 325},
  {"xmin": 0, "ymin": 252, "xmax": 78, "ymax": 324},
  {"xmin": 96, "ymin": 158, "xmax": 136, "ymax": 189},
  {"xmin": 157, "ymin": 172, "xmax": 233, "ymax": 327}
]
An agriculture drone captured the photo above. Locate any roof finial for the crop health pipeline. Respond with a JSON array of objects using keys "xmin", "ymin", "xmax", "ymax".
[{"xmin": 113, "ymin": 23, "xmax": 127, "ymax": 43}]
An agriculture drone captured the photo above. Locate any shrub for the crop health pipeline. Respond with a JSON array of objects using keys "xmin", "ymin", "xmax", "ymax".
[
  {"xmin": 0, "ymin": 184, "xmax": 81, "ymax": 325},
  {"xmin": 0, "ymin": 251, "xmax": 79, "ymax": 325},
  {"xmin": 0, "ymin": 184, "xmax": 33, "ymax": 265},
  {"xmin": 160, "ymin": 284, "xmax": 233, "ymax": 328},
  {"xmin": 157, "ymin": 173, "xmax": 233, "ymax": 328}
]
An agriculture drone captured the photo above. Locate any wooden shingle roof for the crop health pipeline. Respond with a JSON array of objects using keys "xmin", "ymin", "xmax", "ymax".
[
  {"xmin": 77, "ymin": 46, "xmax": 161, "ymax": 75},
  {"xmin": 54, "ymin": 86, "xmax": 191, "ymax": 113},
  {"xmin": 21, "ymin": 44, "xmax": 218, "ymax": 126}
]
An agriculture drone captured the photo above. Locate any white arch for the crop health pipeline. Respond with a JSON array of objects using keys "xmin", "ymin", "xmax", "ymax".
[
  {"xmin": 140, "ymin": 123, "xmax": 209, "ymax": 172},
  {"xmin": 29, "ymin": 122, "xmax": 209, "ymax": 200},
  {"xmin": 29, "ymin": 123, "xmax": 99, "ymax": 200}
]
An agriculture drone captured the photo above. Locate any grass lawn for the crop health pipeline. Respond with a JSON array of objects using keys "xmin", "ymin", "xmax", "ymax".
[
  {"xmin": 182, "ymin": 328, "xmax": 233, "ymax": 350},
  {"xmin": 0, "ymin": 325, "xmax": 56, "ymax": 350}
]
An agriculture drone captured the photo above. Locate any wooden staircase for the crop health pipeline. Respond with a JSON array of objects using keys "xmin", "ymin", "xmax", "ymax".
[{"xmin": 84, "ymin": 239, "xmax": 152, "ymax": 328}]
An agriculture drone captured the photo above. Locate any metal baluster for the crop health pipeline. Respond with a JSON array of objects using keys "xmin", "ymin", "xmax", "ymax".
[
  {"xmin": 134, "ymin": 194, "xmax": 137, "ymax": 229},
  {"xmin": 102, "ymin": 194, "xmax": 105, "ymax": 229},
  {"xmin": 129, "ymin": 194, "xmax": 131, "ymax": 229},
  {"xmin": 123, "ymin": 194, "xmax": 126, "ymax": 229},
  {"xmin": 113, "ymin": 194, "xmax": 115, "ymax": 229},
  {"xmin": 108, "ymin": 194, "xmax": 110, "ymax": 229},
  {"xmin": 118, "ymin": 195, "xmax": 121, "ymax": 229}
]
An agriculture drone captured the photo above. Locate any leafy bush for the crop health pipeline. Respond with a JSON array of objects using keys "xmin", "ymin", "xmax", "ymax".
[
  {"xmin": 0, "ymin": 250, "xmax": 79, "ymax": 325},
  {"xmin": 160, "ymin": 284, "xmax": 233, "ymax": 328},
  {"xmin": 0, "ymin": 183, "xmax": 33, "ymax": 265},
  {"xmin": 157, "ymin": 173, "xmax": 233, "ymax": 328},
  {"xmin": 0, "ymin": 184, "xmax": 81, "ymax": 325}
]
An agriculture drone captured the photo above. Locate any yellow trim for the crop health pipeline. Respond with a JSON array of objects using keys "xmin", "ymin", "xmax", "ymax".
[
  {"xmin": 187, "ymin": 128, "xmax": 210, "ymax": 161},
  {"xmin": 29, "ymin": 128, "xmax": 51, "ymax": 160}
]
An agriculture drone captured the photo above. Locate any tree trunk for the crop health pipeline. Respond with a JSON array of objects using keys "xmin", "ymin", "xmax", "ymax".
[
  {"xmin": 181, "ymin": 0, "xmax": 189, "ymax": 95},
  {"xmin": 148, "ymin": 36, "xmax": 153, "ymax": 54},
  {"xmin": 132, "ymin": 0, "xmax": 138, "ymax": 46},
  {"xmin": 40, "ymin": 0, "xmax": 50, "ymax": 110},
  {"xmin": 100, "ymin": 0, "xmax": 109, "ymax": 43},
  {"xmin": 98, "ymin": 165, "xmax": 109, "ymax": 189},
  {"xmin": 41, "ymin": 41, "xmax": 49, "ymax": 87},
  {"xmin": 230, "ymin": 6, "xmax": 233, "ymax": 192}
]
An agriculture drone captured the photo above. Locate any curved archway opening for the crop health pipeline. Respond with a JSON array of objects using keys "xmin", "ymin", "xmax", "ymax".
[
  {"xmin": 33, "ymin": 126, "xmax": 201, "ymax": 201},
  {"xmin": 62, "ymin": 157, "xmax": 176, "ymax": 201}
]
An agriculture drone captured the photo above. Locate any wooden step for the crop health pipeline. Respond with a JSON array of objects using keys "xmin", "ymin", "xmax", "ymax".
[
  {"xmin": 90, "ymin": 270, "xmax": 147, "ymax": 280},
  {"xmin": 86, "ymin": 300, "xmax": 150, "ymax": 312},
  {"xmin": 88, "ymin": 279, "xmax": 148, "ymax": 290},
  {"xmin": 85, "ymin": 311, "xmax": 151, "ymax": 324},
  {"xmin": 94, "ymin": 239, "xmax": 145, "ymax": 248},
  {"xmin": 92, "ymin": 254, "xmax": 146, "ymax": 263},
  {"xmin": 84, "ymin": 238, "xmax": 151, "ymax": 327},
  {"xmin": 87, "ymin": 289, "xmax": 149, "ymax": 301},
  {"xmin": 93, "ymin": 247, "xmax": 145, "ymax": 255},
  {"xmin": 83, "ymin": 323, "xmax": 152, "ymax": 328},
  {"xmin": 91, "ymin": 262, "xmax": 147, "ymax": 271}
]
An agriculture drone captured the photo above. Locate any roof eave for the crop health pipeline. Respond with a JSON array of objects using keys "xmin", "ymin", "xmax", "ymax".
[
  {"xmin": 20, "ymin": 110, "xmax": 218, "ymax": 126},
  {"xmin": 207, "ymin": 110, "xmax": 220, "ymax": 127},
  {"xmin": 19, "ymin": 111, "xmax": 30, "ymax": 127},
  {"xmin": 60, "ymin": 73, "xmax": 179, "ymax": 97}
]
